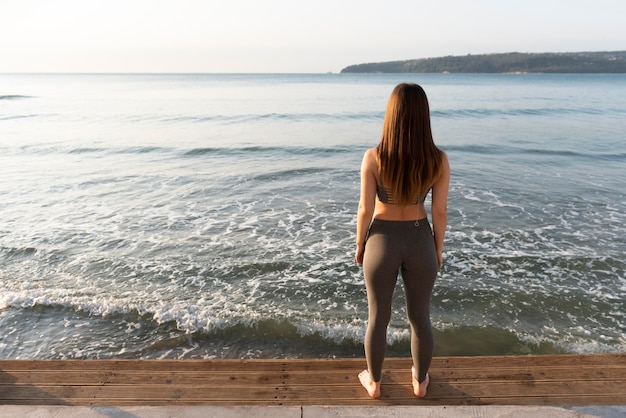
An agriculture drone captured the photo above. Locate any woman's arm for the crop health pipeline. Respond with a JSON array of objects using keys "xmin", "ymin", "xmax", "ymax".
[
  {"xmin": 431, "ymin": 152, "xmax": 450, "ymax": 269},
  {"xmin": 355, "ymin": 149, "xmax": 377, "ymax": 265}
]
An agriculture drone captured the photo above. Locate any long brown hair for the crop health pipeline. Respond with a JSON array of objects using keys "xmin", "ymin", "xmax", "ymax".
[{"xmin": 377, "ymin": 83, "xmax": 443, "ymax": 204}]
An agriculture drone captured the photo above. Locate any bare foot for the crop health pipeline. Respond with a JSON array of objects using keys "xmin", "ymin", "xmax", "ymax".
[
  {"xmin": 358, "ymin": 370, "xmax": 381, "ymax": 399},
  {"xmin": 411, "ymin": 367, "xmax": 429, "ymax": 398}
]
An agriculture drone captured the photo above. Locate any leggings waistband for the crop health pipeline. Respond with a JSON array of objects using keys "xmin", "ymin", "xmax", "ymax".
[{"xmin": 371, "ymin": 217, "xmax": 428, "ymax": 223}]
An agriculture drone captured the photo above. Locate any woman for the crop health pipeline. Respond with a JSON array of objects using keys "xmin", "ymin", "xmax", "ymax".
[{"xmin": 355, "ymin": 83, "xmax": 449, "ymax": 399}]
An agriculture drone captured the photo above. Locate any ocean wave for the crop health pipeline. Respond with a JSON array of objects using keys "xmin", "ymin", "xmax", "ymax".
[
  {"xmin": 2, "ymin": 105, "xmax": 619, "ymax": 125},
  {"xmin": 0, "ymin": 245, "xmax": 38, "ymax": 258},
  {"xmin": 1, "ymin": 241, "xmax": 622, "ymax": 360},
  {"xmin": 7, "ymin": 144, "xmax": 357, "ymax": 158},
  {"xmin": 183, "ymin": 145, "xmax": 357, "ymax": 157},
  {"xmin": 252, "ymin": 167, "xmax": 332, "ymax": 182},
  {"xmin": 443, "ymin": 144, "xmax": 626, "ymax": 161},
  {"xmin": 47, "ymin": 145, "xmax": 173, "ymax": 155},
  {"xmin": 110, "ymin": 146, "xmax": 172, "ymax": 154},
  {"xmin": 0, "ymin": 95, "xmax": 33, "ymax": 100},
  {"xmin": 163, "ymin": 111, "xmax": 382, "ymax": 125},
  {"xmin": 432, "ymin": 106, "xmax": 621, "ymax": 119},
  {"xmin": 0, "ymin": 114, "xmax": 40, "ymax": 121},
  {"xmin": 3, "ymin": 114, "xmax": 621, "ymax": 168},
  {"xmin": 2, "ymin": 293, "xmax": 617, "ymax": 360},
  {"xmin": 67, "ymin": 147, "xmax": 110, "ymax": 154}
]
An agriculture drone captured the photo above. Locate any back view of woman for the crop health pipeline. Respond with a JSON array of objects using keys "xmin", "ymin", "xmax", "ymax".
[{"xmin": 355, "ymin": 83, "xmax": 450, "ymax": 399}]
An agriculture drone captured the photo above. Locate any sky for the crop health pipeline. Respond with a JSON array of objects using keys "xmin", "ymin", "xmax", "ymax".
[{"xmin": 1, "ymin": 0, "xmax": 625, "ymax": 73}]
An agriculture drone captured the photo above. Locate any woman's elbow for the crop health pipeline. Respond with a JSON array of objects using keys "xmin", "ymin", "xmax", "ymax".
[
  {"xmin": 358, "ymin": 207, "xmax": 372, "ymax": 220},
  {"xmin": 432, "ymin": 205, "xmax": 447, "ymax": 221},
  {"xmin": 357, "ymin": 202, "xmax": 374, "ymax": 219}
]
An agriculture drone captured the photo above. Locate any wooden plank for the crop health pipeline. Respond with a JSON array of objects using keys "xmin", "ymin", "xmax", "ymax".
[
  {"xmin": 0, "ymin": 353, "xmax": 621, "ymax": 372},
  {"xmin": 6, "ymin": 367, "xmax": 620, "ymax": 387},
  {"xmin": 3, "ymin": 364, "xmax": 622, "ymax": 386},
  {"xmin": 1, "ymin": 385, "xmax": 285, "ymax": 402},
  {"xmin": 0, "ymin": 354, "xmax": 624, "ymax": 406},
  {"xmin": 387, "ymin": 366, "xmax": 625, "ymax": 382},
  {"xmin": 4, "ymin": 378, "xmax": 623, "ymax": 399},
  {"xmin": 0, "ymin": 370, "xmax": 295, "ymax": 386},
  {"xmin": 430, "ymin": 353, "xmax": 624, "ymax": 368}
]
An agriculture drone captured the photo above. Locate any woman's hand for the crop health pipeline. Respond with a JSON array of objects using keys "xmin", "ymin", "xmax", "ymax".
[{"xmin": 355, "ymin": 244, "xmax": 365, "ymax": 265}]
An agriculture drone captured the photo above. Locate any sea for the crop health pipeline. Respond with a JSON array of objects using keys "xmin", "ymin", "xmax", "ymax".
[{"xmin": 0, "ymin": 73, "xmax": 624, "ymax": 360}]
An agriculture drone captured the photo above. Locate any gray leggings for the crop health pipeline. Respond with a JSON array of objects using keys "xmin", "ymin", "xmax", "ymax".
[{"xmin": 362, "ymin": 218, "xmax": 438, "ymax": 383}]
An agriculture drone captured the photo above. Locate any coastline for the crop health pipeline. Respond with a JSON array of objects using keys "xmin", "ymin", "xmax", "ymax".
[{"xmin": 340, "ymin": 50, "xmax": 626, "ymax": 73}]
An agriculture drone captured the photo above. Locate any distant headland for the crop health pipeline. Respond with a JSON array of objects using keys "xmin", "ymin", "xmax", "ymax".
[{"xmin": 340, "ymin": 51, "xmax": 626, "ymax": 73}]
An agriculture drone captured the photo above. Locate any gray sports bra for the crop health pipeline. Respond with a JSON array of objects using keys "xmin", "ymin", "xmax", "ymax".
[{"xmin": 376, "ymin": 183, "xmax": 427, "ymax": 204}]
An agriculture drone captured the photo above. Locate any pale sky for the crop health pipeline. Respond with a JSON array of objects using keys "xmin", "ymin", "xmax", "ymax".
[{"xmin": 2, "ymin": 0, "xmax": 625, "ymax": 73}]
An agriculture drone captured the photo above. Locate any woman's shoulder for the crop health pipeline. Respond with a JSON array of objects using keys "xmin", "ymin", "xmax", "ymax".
[
  {"xmin": 364, "ymin": 147, "xmax": 377, "ymax": 157},
  {"xmin": 361, "ymin": 147, "xmax": 377, "ymax": 163},
  {"xmin": 439, "ymin": 150, "xmax": 449, "ymax": 168},
  {"xmin": 361, "ymin": 148, "xmax": 379, "ymax": 178}
]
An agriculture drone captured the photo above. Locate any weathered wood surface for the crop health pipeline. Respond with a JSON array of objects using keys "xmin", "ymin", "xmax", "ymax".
[{"xmin": 0, "ymin": 354, "xmax": 624, "ymax": 406}]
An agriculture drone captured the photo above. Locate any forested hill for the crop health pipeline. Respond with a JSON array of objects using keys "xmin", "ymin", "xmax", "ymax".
[{"xmin": 340, "ymin": 51, "xmax": 626, "ymax": 73}]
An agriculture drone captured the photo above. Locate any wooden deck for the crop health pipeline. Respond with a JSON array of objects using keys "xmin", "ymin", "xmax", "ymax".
[{"xmin": 0, "ymin": 354, "xmax": 624, "ymax": 406}]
